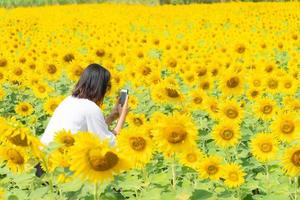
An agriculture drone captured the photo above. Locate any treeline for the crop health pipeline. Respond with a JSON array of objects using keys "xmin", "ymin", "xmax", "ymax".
[{"xmin": 0, "ymin": 0, "xmax": 295, "ymax": 8}]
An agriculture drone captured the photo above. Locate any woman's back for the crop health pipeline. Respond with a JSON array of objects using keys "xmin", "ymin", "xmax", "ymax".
[{"xmin": 41, "ymin": 95, "xmax": 115, "ymax": 145}]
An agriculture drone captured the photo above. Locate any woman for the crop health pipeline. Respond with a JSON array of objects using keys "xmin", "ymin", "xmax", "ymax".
[{"xmin": 40, "ymin": 63, "xmax": 129, "ymax": 146}]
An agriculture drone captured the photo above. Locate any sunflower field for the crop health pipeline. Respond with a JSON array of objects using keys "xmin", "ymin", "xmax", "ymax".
[{"xmin": 0, "ymin": 2, "xmax": 300, "ymax": 200}]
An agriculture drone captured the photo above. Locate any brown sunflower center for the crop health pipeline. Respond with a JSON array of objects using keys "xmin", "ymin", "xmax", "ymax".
[
  {"xmin": 0, "ymin": 59, "xmax": 7, "ymax": 67},
  {"xmin": 167, "ymin": 130, "xmax": 187, "ymax": 144},
  {"xmin": 226, "ymin": 77, "xmax": 240, "ymax": 88},
  {"xmin": 142, "ymin": 67, "xmax": 151, "ymax": 76},
  {"xmin": 7, "ymin": 148, "xmax": 24, "ymax": 164},
  {"xmin": 62, "ymin": 136, "xmax": 75, "ymax": 147},
  {"xmin": 291, "ymin": 150, "xmax": 300, "ymax": 166},
  {"xmin": 251, "ymin": 90, "xmax": 259, "ymax": 98},
  {"xmin": 14, "ymin": 68, "xmax": 23, "ymax": 76},
  {"xmin": 186, "ymin": 153, "xmax": 197, "ymax": 163},
  {"xmin": 74, "ymin": 67, "xmax": 83, "ymax": 76},
  {"xmin": 129, "ymin": 137, "xmax": 146, "ymax": 151},
  {"xmin": 236, "ymin": 45, "xmax": 246, "ymax": 54},
  {"xmin": 47, "ymin": 64, "xmax": 57, "ymax": 74},
  {"xmin": 225, "ymin": 108, "xmax": 238, "ymax": 119},
  {"xmin": 220, "ymin": 129, "xmax": 234, "ymax": 140},
  {"xmin": 267, "ymin": 79, "xmax": 278, "ymax": 89},
  {"xmin": 63, "ymin": 54, "xmax": 75, "ymax": 63},
  {"xmin": 201, "ymin": 82, "xmax": 210, "ymax": 90},
  {"xmin": 284, "ymin": 82, "xmax": 292, "ymax": 89},
  {"xmin": 168, "ymin": 59, "xmax": 177, "ymax": 68},
  {"xmin": 193, "ymin": 97, "xmax": 203, "ymax": 104},
  {"xmin": 280, "ymin": 121, "xmax": 295, "ymax": 134},
  {"xmin": 21, "ymin": 105, "xmax": 29, "ymax": 112},
  {"xmin": 96, "ymin": 49, "xmax": 105, "ymax": 57},
  {"xmin": 228, "ymin": 172, "xmax": 239, "ymax": 181},
  {"xmin": 87, "ymin": 149, "xmax": 119, "ymax": 171},
  {"xmin": 38, "ymin": 86, "xmax": 46, "ymax": 93},
  {"xmin": 133, "ymin": 118, "xmax": 143, "ymax": 126},
  {"xmin": 9, "ymin": 134, "xmax": 28, "ymax": 147},
  {"xmin": 50, "ymin": 103, "xmax": 58, "ymax": 111},
  {"xmin": 165, "ymin": 88, "xmax": 180, "ymax": 98},
  {"xmin": 262, "ymin": 105, "xmax": 273, "ymax": 114},
  {"xmin": 207, "ymin": 165, "xmax": 218, "ymax": 175},
  {"xmin": 260, "ymin": 143, "xmax": 272, "ymax": 153}
]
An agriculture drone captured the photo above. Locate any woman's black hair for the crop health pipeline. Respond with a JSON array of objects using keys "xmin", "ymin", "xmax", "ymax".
[{"xmin": 72, "ymin": 63, "xmax": 111, "ymax": 103}]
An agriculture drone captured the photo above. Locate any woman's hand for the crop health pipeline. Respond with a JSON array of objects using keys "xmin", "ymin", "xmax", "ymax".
[
  {"xmin": 105, "ymin": 99, "xmax": 120, "ymax": 125},
  {"xmin": 113, "ymin": 95, "xmax": 129, "ymax": 135}
]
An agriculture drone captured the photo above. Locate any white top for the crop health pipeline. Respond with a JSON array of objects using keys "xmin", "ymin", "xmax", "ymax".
[{"xmin": 40, "ymin": 95, "xmax": 115, "ymax": 146}]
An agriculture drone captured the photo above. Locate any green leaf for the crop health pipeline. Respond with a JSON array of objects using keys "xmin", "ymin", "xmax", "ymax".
[
  {"xmin": 29, "ymin": 187, "xmax": 48, "ymax": 199},
  {"xmin": 61, "ymin": 178, "xmax": 83, "ymax": 192},
  {"xmin": 190, "ymin": 189, "xmax": 213, "ymax": 200}
]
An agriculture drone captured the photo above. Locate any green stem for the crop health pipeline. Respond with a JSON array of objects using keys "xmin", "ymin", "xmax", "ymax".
[
  {"xmin": 265, "ymin": 164, "xmax": 269, "ymax": 195},
  {"xmin": 94, "ymin": 182, "xmax": 99, "ymax": 200},
  {"xmin": 171, "ymin": 153, "xmax": 176, "ymax": 189},
  {"xmin": 295, "ymin": 177, "xmax": 298, "ymax": 200}
]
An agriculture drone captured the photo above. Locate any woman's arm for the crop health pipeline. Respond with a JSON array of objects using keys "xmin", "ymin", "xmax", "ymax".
[{"xmin": 113, "ymin": 95, "xmax": 129, "ymax": 135}]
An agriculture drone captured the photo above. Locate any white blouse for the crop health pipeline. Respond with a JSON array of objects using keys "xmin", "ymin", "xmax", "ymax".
[{"xmin": 40, "ymin": 95, "xmax": 115, "ymax": 146}]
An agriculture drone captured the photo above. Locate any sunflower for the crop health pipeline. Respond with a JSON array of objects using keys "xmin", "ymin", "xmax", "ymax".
[
  {"xmin": 47, "ymin": 149, "xmax": 70, "ymax": 171},
  {"xmin": 42, "ymin": 62, "xmax": 62, "ymax": 81},
  {"xmin": 32, "ymin": 82, "xmax": 53, "ymax": 99},
  {"xmin": 246, "ymin": 87, "xmax": 262, "ymax": 101},
  {"xmin": 220, "ymin": 70, "xmax": 244, "ymax": 96},
  {"xmin": 117, "ymin": 126, "xmax": 153, "ymax": 168},
  {"xmin": 271, "ymin": 111, "xmax": 300, "ymax": 143},
  {"xmin": 0, "ymin": 188, "xmax": 5, "ymax": 200},
  {"xmin": 282, "ymin": 145, "xmax": 300, "ymax": 177},
  {"xmin": 198, "ymin": 155, "xmax": 223, "ymax": 180},
  {"xmin": 179, "ymin": 147, "xmax": 204, "ymax": 170},
  {"xmin": 54, "ymin": 129, "xmax": 75, "ymax": 148},
  {"xmin": 69, "ymin": 132, "xmax": 131, "ymax": 183},
  {"xmin": 44, "ymin": 96, "xmax": 64, "ymax": 116},
  {"xmin": 264, "ymin": 75, "xmax": 280, "ymax": 94},
  {"xmin": 254, "ymin": 97, "xmax": 277, "ymax": 120},
  {"xmin": 188, "ymin": 89, "xmax": 208, "ymax": 109},
  {"xmin": 127, "ymin": 113, "xmax": 146, "ymax": 127},
  {"xmin": 15, "ymin": 102, "xmax": 33, "ymax": 117},
  {"xmin": 152, "ymin": 112, "xmax": 197, "ymax": 157},
  {"xmin": 203, "ymin": 96, "xmax": 219, "ymax": 120},
  {"xmin": 67, "ymin": 62, "xmax": 85, "ymax": 81},
  {"xmin": 218, "ymin": 99, "xmax": 244, "ymax": 123},
  {"xmin": 222, "ymin": 163, "xmax": 245, "ymax": 188},
  {"xmin": 250, "ymin": 133, "xmax": 278, "ymax": 162},
  {"xmin": 0, "ymin": 145, "xmax": 28, "ymax": 173},
  {"xmin": 0, "ymin": 87, "xmax": 6, "ymax": 101},
  {"xmin": 212, "ymin": 120, "xmax": 240, "ymax": 148}
]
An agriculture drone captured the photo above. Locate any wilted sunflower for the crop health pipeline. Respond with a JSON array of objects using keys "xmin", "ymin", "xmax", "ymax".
[
  {"xmin": 0, "ymin": 145, "xmax": 28, "ymax": 173},
  {"xmin": 222, "ymin": 163, "xmax": 245, "ymax": 188},
  {"xmin": 271, "ymin": 111, "xmax": 299, "ymax": 143},
  {"xmin": 152, "ymin": 112, "xmax": 197, "ymax": 157},
  {"xmin": 117, "ymin": 126, "xmax": 153, "ymax": 168},
  {"xmin": 198, "ymin": 155, "xmax": 223, "ymax": 180},
  {"xmin": 69, "ymin": 132, "xmax": 131, "ymax": 183},
  {"xmin": 15, "ymin": 102, "xmax": 33, "ymax": 117},
  {"xmin": 212, "ymin": 120, "xmax": 241, "ymax": 148},
  {"xmin": 250, "ymin": 133, "xmax": 278, "ymax": 162},
  {"xmin": 282, "ymin": 145, "xmax": 300, "ymax": 177}
]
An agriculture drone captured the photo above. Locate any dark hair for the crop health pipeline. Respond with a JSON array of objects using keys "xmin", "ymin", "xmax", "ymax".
[{"xmin": 72, "ymin": 63, "xmax": 111, "ymax": 103}]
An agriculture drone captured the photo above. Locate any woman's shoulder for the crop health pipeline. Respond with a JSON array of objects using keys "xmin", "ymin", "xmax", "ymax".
[{"xmin": 69, "ymin": 95, "xmax": 102, "ymax": 114}]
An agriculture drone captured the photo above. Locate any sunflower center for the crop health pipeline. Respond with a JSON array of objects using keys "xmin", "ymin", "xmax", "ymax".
[
  {"xmin": 186, "ymin": 153, "xmax": 197, "ymax": 163},
  {"xmin": 262, "ymin": 105, "xmax": 273, "ymax": 114},
  {"xmin": 260, "ymin": 143, "xmax": 272, "ymax": 153},
  {"xmin": 129, "ymin": 137, "xmax": 146, "ymax": 151},
  {"xmin": 62, "ymin": 136, "xmax": 75, "ymax": 147},
  {"xmin": 228, "ymin": 172, "xmax": 239, "ymax": 181},
  {"xmin": 251, "ymin": 90, "xmax": 259, "ymax": 98},
  {"xmin": 236, "ymin": 45, "xmax": 246, "ymax": 54},
  {"xmin": 96, "ymin": 49, "xmax": 105, "ymax": 57},
  {"xmin": 7, "ymin": 148, "xmax": 24, "ymax": 164},
  {"xmin": 50, "ymin": 103, "xmax": 58, "ymax": 111},
  {"xmin": 38, "ymin": 86, "xmax": 46, "ymax": 93},
  {"xmin": 63, "ymin": 54, "xmax": 75, "ymax": 62},
  {"xmin": 197, "ymin": 68, "xmax": 207, "ymax": 77},
  {"xmin": 21, "ymin": 105, "xmax": 29, "ymax": 112},
  {"xmin": 201, "ymin": 82, "xmax": 210, "ymax": 90},
  {"xmin": 14, "ymin": 68, "xmax": 23, "ymax": 76},
  {"xmin": 280, "ymin": 121, "xmax": 295, "ymax": 134},
  {"xmin": 142, "ymin": 67, "xmax": 151, "ymax": 76},
  {"xmin": 226, "ymin": 77, "xmax": 240, "ymax": 88},
  {"xmin": 253, "ymin": 80, "xmax": 261, "ymax": 87},
  {"xmin": 87, "ymin": 150, "xmax": 119, "ymax": 171},
  {"xmin": 47, "ymin": 64, "xmax": 57, "ymax": 74},
  {"xmin": 210, "ymin": 104, "xmax": 218, "ymax": 113},
  {"xmin": 0, "ymin": 59, "xmax": 7, "ymax": 67},
  {"xmin": 74, "ymin": 67, "xmax": 83, "ymax": 76},
  {"xmin": 133, "ymin": 118, "xmax": 143, "ymax": 126},
  {"xmin": 168, "ymin": 59, "xmax": 177, "ymax": 68},
  {"xmin": 193, "ymin": 97, "xmax": 203, "ymax": 104},
  {"xmin": 220, "ymin": 129, "xmax": 234, "ymax": 140},
  {"xmin": 291, "ymin": 150, "xmax": 300, "ymax": 166},
  {"xmin": 9, "ymin": 134, "xmax": 28, "ymax": 147},
  {"xmin": 284, "ymin": 82, "xmax": 292, "ymax": 89},
  {"xmin": 165, "ymin": 88, "xmax": 180, "ymax": 98},
  {"xmin": 167, "ymin": 130, "xmax": 187, "ymax": 144},
  {"xmin": 207, "ymin": 165, "xmax": 218, "ymax": 175},
  {"xmin": 267, "ymin": 79, "xmax": 278, "ymax": 89},
  {"xmin": 225, "ymin": 108, "xmax": 238, "ymax": 119}
]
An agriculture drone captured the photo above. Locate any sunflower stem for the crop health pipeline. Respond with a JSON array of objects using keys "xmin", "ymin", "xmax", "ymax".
[
  {"xmin": 294, "ymin": 177, "xmax": 298, "ymax": 200},
  {"xmin": 171, "ymin": 153, "xmax": 176, "ymax": 190},
  {"xmin": 94, "ymin": 182, "xmax": 99, "ymax": 200},
  {"xmin": 265, "ymin": 164, "xmax": 269, "ymax": 195}
]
